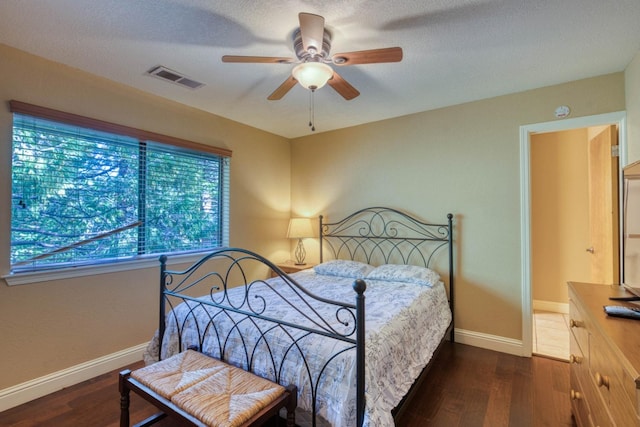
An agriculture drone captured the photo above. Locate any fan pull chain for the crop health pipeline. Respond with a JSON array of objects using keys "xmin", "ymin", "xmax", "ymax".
[{"xmin": 308, "ymin": 89, "xmax": 316, "ymax": 132}]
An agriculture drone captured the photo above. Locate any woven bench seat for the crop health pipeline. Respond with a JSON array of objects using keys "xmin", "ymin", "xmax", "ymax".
[{"xmin": 119, "ymin": 350, "xmax": 296, "ymax": 427}]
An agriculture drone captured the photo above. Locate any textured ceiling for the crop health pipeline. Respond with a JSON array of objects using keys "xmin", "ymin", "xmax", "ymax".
[{"xmin": 1, "ymin": 0, "xmax": 640, "ymax": 138}]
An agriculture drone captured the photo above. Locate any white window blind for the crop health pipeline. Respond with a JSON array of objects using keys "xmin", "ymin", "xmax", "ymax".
[{"xmin": 10, "ymin": 103, "xmax": 231, "ymax": 273}]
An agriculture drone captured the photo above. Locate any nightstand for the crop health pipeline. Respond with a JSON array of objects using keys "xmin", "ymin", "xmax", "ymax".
[{"xmin": 270, "ymin": 261, "xmax": 316, "ymax": 278}]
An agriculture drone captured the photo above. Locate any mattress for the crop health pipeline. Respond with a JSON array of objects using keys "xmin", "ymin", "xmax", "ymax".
[{"xmin": 144, "ymin": 268, "xmax": 452, "ymax": 426}]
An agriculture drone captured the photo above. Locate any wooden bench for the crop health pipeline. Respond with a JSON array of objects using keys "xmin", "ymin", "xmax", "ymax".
[{"xmin": 119, "ymin": 350, "xmax": 297, "ymax": 427}]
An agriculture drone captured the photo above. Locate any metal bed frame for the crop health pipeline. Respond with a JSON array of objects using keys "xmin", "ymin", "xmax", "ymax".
[{"xmin": 154, "ymin": 207, "xmax": 454, "ymax": 427}]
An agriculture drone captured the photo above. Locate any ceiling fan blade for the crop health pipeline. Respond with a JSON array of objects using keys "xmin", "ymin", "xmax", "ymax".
[
  {"xmin": 327, "ymin": 72, "xmax": 360, "ymax": 100},
  {"xmin": 222, "ymin": 55, "xmax": 295, "ymax": 64},
  {"xmin": 268, "ymin": 76, "xmax": 298, "ymax": 100},
  {"xmin": 331, "ymin": 47, "xmax": 403, "ymax": 66},
  {"xmin": 299, "ymin": 12, "xmax": 325, "ymax": 54}
]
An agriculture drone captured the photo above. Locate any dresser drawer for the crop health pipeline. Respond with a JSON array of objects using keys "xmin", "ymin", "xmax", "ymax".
[
  {"xmin": 570, "ymin": 333, "xmax": 592, "ymax": 427},
  {"xmin": 572, "ymin": 361, "xmax": 614, "ymax": 427},
  {"xmin": 570, "ymin": 367, "xmax": 592, "ymax": 427},
  {"xmin": 590, "ymin": 329, "xmax": 640, "ymax": 426},
  {"xmin": 570, "ymin": 332, "xmax": 588, "ymax": 384},
  {"xmin": 586, "ymin": 382, "xmax": 615, "ymax": 427},
  {"xmin": 569, "ymin": 300, "xmax": 590, "ymax": 357},
  {"xmin": 587, "ymin": 380, "xmax": 615, "ymax": 427}
]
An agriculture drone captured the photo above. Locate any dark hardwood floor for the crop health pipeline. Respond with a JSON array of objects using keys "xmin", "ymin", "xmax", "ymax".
[
  {"xmin": 394, "ymin": 342, "xmax": 576, "ymax": 427},
  {"xmin": 0, "ymin": 342, "xmax": 576, "ymax": 427}
]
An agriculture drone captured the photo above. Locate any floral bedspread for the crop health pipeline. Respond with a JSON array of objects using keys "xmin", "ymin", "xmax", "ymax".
[{"xmin": 143, "ymin": 269, "xmax": 452, "ymax": 426}]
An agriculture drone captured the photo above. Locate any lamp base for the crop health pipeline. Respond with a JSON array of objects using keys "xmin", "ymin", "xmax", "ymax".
[{"xmin": 294, "ymin": 238, "xmax": 307, "ymax": 266}]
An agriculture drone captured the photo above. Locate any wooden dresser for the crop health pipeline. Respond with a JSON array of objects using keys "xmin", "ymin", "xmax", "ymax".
[{"xmin": 568, "ymin": 282, "xmax": 640, "ymax": 426}]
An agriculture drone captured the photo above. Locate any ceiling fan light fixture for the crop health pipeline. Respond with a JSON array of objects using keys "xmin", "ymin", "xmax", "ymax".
[{"xmin": 292, "ymin": 62, "xmax": 333, "ymax": 90}]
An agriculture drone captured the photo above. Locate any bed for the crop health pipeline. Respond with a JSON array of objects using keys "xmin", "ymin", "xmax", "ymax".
[{"xmin": 143, "ymin": 207, "xmax": 454, "ymax": 427}]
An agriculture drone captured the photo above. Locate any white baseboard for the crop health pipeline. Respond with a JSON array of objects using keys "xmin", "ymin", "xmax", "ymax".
[
  {"xmin": 454, "ymin": 328, "xmax": 525, "ymax": 356},
  {"xmin": 0, "ymin": 342, "xmax": 148, "ymax": 413},
  {"xmin": 533, "ymin": 299, "xmax": 569, "ymax": 314}
]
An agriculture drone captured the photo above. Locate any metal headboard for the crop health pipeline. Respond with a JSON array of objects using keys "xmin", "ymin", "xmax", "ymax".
[{"xmin": 319, "ymin": 207, "xmax": 454, "ymax": 339}]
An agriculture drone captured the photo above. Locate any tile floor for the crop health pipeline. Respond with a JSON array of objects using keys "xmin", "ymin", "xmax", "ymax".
[{"xmin": 532, "ymin": 310, "xmax": 570, "ymax": 361}]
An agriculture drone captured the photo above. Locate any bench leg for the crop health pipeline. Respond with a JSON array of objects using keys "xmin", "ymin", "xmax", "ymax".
[
  {"xmin": 285, "ymin": 385, "xmax": 297, "ymax": 427},
  {"xmin": 119, "ymin": 370, "xmax": 132, "ymax": 427}
]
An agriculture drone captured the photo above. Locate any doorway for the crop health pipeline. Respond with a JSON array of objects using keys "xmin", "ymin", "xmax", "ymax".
[
  {"xmin": 519, "ymin": 112, "xmax": 627, "ymax": 357},
  {"xmin": 529, "ymin": 126, "xmax": 619, "ymax": 359}
]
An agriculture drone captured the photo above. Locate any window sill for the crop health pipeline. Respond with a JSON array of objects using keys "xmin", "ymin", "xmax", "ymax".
[{"xmin": 3, "ymin": 252, "xmax": 212, "ymax": 286}]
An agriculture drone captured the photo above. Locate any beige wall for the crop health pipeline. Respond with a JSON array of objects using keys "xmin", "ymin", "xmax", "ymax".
[
  {"xmin": 626, "ymin": 51, "xmax": 640, "ymax": 164},
  {"xmin": 290, "ymin": 72, "xmax": 626, "ymax": 341},
  {"xmin": 0, "ymin": 44, "xmax": 292, "ymax": 389},
  {"xmin": 531, "ymin": 129, "xmax": 591, "ymax": 304}
]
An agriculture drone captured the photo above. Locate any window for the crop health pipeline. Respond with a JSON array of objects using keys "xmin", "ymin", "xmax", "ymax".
[{"xmin": 9, "ymin": 101, "xmax": 231, "ymax": 274}]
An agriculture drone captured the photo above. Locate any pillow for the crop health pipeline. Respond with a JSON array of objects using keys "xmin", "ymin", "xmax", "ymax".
[
  {"xmin": 366, "ymin": 264, "xmax": 440, "ymax": 287},
  {"xmin": 313, "ymin": 260, "xmax": 375, "ymax": 279}
]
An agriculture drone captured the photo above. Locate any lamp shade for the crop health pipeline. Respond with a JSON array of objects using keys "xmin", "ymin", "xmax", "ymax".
[
  {"xmin": 292, "ymin": 62, "xmax": 333, "ymax": 90},
  {"xmin": 287, "ymin": 217, "xmax": 314, "ymax": 239}
]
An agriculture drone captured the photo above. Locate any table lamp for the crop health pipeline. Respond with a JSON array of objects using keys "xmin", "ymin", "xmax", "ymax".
[{"xmin": 287, "ymin": 217, "xmax": 314, "ymax": 265}]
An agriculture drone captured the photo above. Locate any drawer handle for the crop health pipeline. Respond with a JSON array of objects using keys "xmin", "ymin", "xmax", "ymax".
[
  {"xmin": 569, "ymin": 319, "xmax": 584, "ymax": 328},
  {"xmin": 570, "ymin": 389, "xmax": 583, "ymax": 400},
  {"xmin": 595, "ymin": 372, "xmax": 610, "ymax": 389},
  {"xmin": 569, "ymin": 354, "xmax": 583, "ymax": 364}
]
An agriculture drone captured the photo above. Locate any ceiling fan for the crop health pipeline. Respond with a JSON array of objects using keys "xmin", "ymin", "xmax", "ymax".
[{"xmin": 222, "ymin": 13, "xmax": 403, "ymax": 101}]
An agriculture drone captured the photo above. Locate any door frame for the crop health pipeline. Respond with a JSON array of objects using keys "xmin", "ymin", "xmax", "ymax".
[{"xmin": 519, "ymin": 111, "xmax": 627, "ymax": 356}]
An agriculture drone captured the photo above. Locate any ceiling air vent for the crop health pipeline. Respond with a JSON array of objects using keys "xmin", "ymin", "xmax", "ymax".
[{"xmin": 146, "ymin": 66, "xmax": 205, "ymax": 90}]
